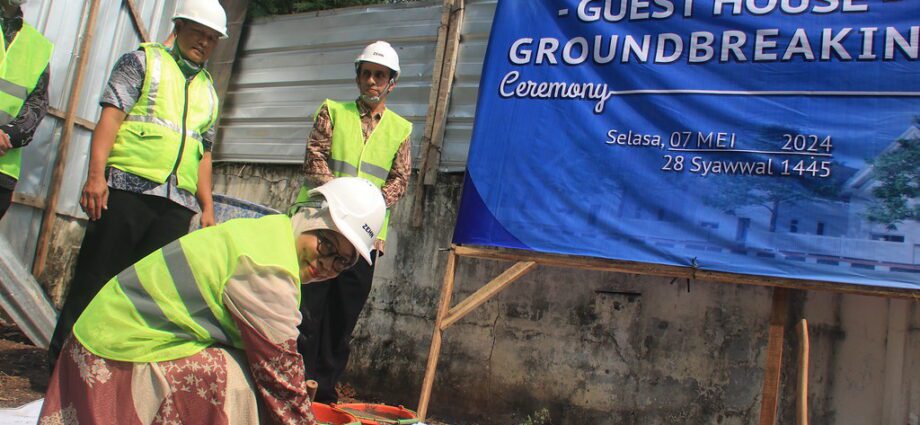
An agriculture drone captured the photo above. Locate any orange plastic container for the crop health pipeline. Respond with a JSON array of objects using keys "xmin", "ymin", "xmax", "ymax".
[
  {"xmin": 333, "ymin": 403, "xmax": 419, "ymax": 425},
  {"xmin": 312, "ymin": 402, "xmax": 361, "ymax": 425}
]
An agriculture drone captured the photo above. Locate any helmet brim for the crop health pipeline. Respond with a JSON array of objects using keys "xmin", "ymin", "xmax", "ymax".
[
  {"xmin": 173, "ymin": 16, "xmax": 229, "ymax": 39},
  {"xmin": 309, "ymin": 189, "xmax": 376, "ymax": 266}
]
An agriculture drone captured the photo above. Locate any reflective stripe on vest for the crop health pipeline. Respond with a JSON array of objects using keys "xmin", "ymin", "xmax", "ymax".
[
  {"xmin": 73, "ymin": 215, "xmax": 301, "ymax": 363},
  {"xmin": 107, "ymin": 43, "xmax": 218, "ymax": 194},
  {"xmin": 293, "ymin": 99, "xmax": 411, "ymax": 241},
  {"xmin": 117, "ymin": 241, "xmax": 232, "ymax": 345},
  {"xmin": 0, "ymin": 23, "xmax": 53, "ymax": 180},
  {"xmin": 0, "ymin": 78, "xmax": 27, "ymax": 100}
]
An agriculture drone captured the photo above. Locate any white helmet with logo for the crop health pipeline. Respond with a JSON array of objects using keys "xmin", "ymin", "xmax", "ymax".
[
  {"xmin": 173, "ymin": 0, "xmax": 229, "ymax": 39},
  {"xmin": 354, "ymin": 41, "xmax": 401, "ymax": 80},
  {"xmin": 309, "ymin": 177, "xmax": 386, "ymax": 265}
]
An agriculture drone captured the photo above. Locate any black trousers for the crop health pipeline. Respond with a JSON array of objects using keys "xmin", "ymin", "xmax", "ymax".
[
  {"xmin": 48, "ymin": 189, "xmax": 194, "ymax": 366},
  {"xmin": 297, "ymin": 251, "xmax": 377, "ymax": 403},
  {"xmin": 0, "ymin": 186, "xmax": 12, "ymax": 220}
]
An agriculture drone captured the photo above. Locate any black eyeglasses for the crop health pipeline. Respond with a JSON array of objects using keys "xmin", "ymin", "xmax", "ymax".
[{"xmin": 316, "ymin": 231, "xmax": 358, "ymax": 273}]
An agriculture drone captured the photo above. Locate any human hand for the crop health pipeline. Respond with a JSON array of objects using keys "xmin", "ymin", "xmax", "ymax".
[
  {"xmin": 0, "ymin": 130, "xmax": 11, "ymax": 156},
  {"xmin": 80, "ymin": 175, "xmax": 109, "ymax": 221},
  {"xmin": 373, "ymin": 238, "xmax": 385, "ymax": 256},
  {"xmin": 199, "ymin": 207, "xmax": 216, "ymax": 228}
]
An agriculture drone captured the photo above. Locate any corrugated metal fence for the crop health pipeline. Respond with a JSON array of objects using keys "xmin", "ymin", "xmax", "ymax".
[
  {"xmin": 2, "ymin": 0, "xmax": 178, "ymax": 266},
  {"xmin": 216, "ymin": 0, "xmax": 497, "ymax": 172},
  {"xmin": 1, "ymin": 0, "xmax": 497, "ymax": 267}
]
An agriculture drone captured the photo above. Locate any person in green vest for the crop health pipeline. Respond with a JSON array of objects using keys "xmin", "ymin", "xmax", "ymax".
[
  {"xmin": 293, "ymin": 40, "xmax": 413, "ymax": 403},
  {"xmin": 48, "ymin": 0, "xmax": 228, "ymax": 367},
  {"xmin": 39, "ymin": 177, "xmax": 386, "ymax": 425},
  {"xmin": 0, "ymin": 0, "xmax": 53, "ymax": 219}
]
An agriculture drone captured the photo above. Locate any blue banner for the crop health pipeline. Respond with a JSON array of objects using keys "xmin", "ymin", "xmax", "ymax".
[{"xmin": 454, "ymin": 0, "xmax": 920, "ymax": 290}]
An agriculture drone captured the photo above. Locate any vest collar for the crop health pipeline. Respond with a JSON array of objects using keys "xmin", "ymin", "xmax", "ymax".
[
  {"xmin": 1, "ymin": 8, "xmax": 22, "ymax": 43},
  {"xmin": 355, "ymin": 97, "xmax": 385, "ymax": 121},
  {"xmin": 168, "ymin": 44, "xmax": 205, "ymax": 79}
]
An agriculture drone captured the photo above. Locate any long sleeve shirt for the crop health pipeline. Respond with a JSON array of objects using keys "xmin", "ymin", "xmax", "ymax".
[
  {"xmin": 302, "ymin": 99, "xmax": 411, "ymax": 209},
  {"xmin": 0, "ymin": 9, "xmax": 50, "ymax": 190}
]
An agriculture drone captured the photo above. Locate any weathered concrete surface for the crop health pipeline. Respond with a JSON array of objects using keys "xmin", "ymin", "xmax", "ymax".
[
  {"xmin": 38, "ymin": 216, "xmax": 85, "ymax": 307},
  {"xmin": 22, "ymin": 163, "xmax": 894, "ymax": 424}
]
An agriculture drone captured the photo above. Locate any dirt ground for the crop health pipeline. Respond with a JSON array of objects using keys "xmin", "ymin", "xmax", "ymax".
[
  {"xmin": 0, "ymin": 324, "xmax": 451, "ymax": 424},
  {"xmin": 0, "ymin": 325, "xmax": 48, "ymax": 409}
]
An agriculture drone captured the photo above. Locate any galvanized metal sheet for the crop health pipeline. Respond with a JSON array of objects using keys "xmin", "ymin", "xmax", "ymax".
[
  {"xmin": 0, "ymin": 0, "xmax": 179, "ymax": 266},
  {"xmin": 0, "ymin": 235, "xmax": 57, "ymax": 348},
  {"xmin": 216, "ymin": 0, "xmax": 499, "ymax": 172}
]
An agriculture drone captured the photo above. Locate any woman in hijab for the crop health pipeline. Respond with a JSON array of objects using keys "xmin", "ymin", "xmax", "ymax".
[{"xmin": 39, "ymin": 177, "xmax": 386, "ymax": 425}]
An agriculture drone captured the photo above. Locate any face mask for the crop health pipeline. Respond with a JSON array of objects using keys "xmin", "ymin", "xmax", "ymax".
[
  {"xmin": 168, "ymin": 43, "xmax": 203, "ymax": 75},
  {"xmin": 359, "ymin": 78, "xmax": 395, "ymax": 105}
]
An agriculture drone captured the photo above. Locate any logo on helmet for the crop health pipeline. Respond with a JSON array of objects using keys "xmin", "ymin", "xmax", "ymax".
[{"xmin": 362, "ymin": 223, "xmax": 375, "ymax": 238}]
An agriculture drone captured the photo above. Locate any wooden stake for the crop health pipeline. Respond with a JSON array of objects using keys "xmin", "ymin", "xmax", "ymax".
[
  {"xmin": 411, "ymin": 0, "xmax": 465, "ymax": 227},
  {"xmin": 32, "ymin": 0, "xmax": 101, "ymax": 277},
  {"xmin": 306, "ymin": 379, "xmax": 318, "ymax": 402},
  {"xmin": 417, "ymin": 249, "xmax": 457, "ymax": 421},
  {"xmin": 758, "ymin": 287, "xmax": 789, "ymax": 425},
  {"xmin": 796, "ymin": 319, "xmax": 809, "ymax": 425},
  {"xmin": 123, "ymin": 0, "xmax": 150, "ymax": 42}
]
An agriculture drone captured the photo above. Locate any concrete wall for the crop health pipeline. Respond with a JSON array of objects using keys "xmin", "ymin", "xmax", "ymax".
[{"xmin": 204, "ymin": 163, "xmax": 919, "ymax": 425}]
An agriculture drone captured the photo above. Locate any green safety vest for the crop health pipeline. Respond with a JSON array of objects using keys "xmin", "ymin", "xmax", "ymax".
[
  {"xmin": 0, "ymin": 22, "xmax": 53, "ymax": 180},
  {"xmin": 73, "ymin": 214, "xmax": 301, "ymax": 363},
  {"xmin": 107, "ymin": 43, "xmax": 219, "ymax": 194},
  {"xmin": 294, "ymin": 99, "xmax": 411, "ymax": 241}
]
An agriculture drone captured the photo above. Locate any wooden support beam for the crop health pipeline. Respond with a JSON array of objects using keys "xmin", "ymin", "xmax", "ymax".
[
  {"xmin": 452, "ymin": 245, "xmax": 920, "ymax": 301},
  {"xmin": 123, "ymin": 0, "xmax": 150, "ymax": 42},
  {"xmin": 417, "ymin": 245, "xmax": 918, "ymax": 421},
  {"xmin": 796, "ymin": 318, "xmax": 809, "ymax": 425},
  {"xmin": 759, "ymin": 287, "xmax": 789, "ymax": 425},
  {"xmin": 12, "ymin": 192, "xmax": 45, "ymax": 210},
  {"xmin": 440, "ymin": 260, "xmax": 536, "ymax": 330},
  {"xmin": 411, "ymin": 0, "xmax": 465, "ymax": 227},
  {"xmin": 46, "ymin": 107, "xmax": 95, "ymax": 131},
  {"xmin": 881, "ymin": 299, "xmax": 909, "ymax": 424},
  {"xmin": 418, "ymin": 249, "xmax": 458, "ymax": 421},
  {"xmin": 32, "ymin": 0, "xmax": 101, "ymax": 277},
  {"xmin": 421, "ymin": 0, "xmax": 463, "ymax": 186}
]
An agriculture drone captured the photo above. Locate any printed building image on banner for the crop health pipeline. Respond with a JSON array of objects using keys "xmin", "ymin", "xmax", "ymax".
[{"xmin": 454, "ymin": 0, "xmax": 919, "ymax": 290}]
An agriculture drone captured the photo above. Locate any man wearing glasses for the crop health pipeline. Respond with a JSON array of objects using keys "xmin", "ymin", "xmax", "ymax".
[{"xmin": 292, "ymin": 41, "xmax": 412, "ymax": 403}]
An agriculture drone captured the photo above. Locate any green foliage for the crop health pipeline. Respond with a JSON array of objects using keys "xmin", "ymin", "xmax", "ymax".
[
  {"xmin": 703, "ymin": 125, "xmax": 850, "ymax": 232},
  {"xmin": 249, "ymin": 0, "xmax": 405, "ymax": 17},
  {"xmin": 867, "ymin": 138, "xmax": 920, "ymax": 229},
  {"xmin": 519, "ymin": 408, "xmax": 552, "ymax": 425}
]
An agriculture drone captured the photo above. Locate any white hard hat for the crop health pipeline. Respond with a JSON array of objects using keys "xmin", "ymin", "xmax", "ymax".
[
  {"xmin": 354, "ymin": 41, "xmax": 401, "ymax": 79},
  {"xmin": 309, "ymin": 177, "xmax": 386, "ymax": 265},
  {"xmin": 173, "ymin": 0, "xmax": 228, "ymax": 39}
]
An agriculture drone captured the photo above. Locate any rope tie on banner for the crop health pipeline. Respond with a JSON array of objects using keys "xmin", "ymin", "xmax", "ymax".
[{"xmin": 687, "ymin": 257, "xmax": 699, "ymax": 293}]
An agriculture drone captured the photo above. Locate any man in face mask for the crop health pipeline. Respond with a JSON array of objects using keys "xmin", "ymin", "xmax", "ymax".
[
  {"xmin": 0, "ymin": 0, "xmax": 53, "ymax": 219},
  {"xmin": 48, "ymin": 0, "xmax": 227, "ymax": 366},
  {"xmin": 291, "ymin": 40, "xmax": 413, "ymax": 403}
]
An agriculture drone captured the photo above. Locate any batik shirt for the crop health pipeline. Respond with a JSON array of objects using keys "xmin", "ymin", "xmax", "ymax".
[
  {"xmin": 100, "ymin": 49, "xmax": 216, "ymax": 212},
  {"xmin": 0, "ymin": 9, "xmax": 50, "ymax": 190}
]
